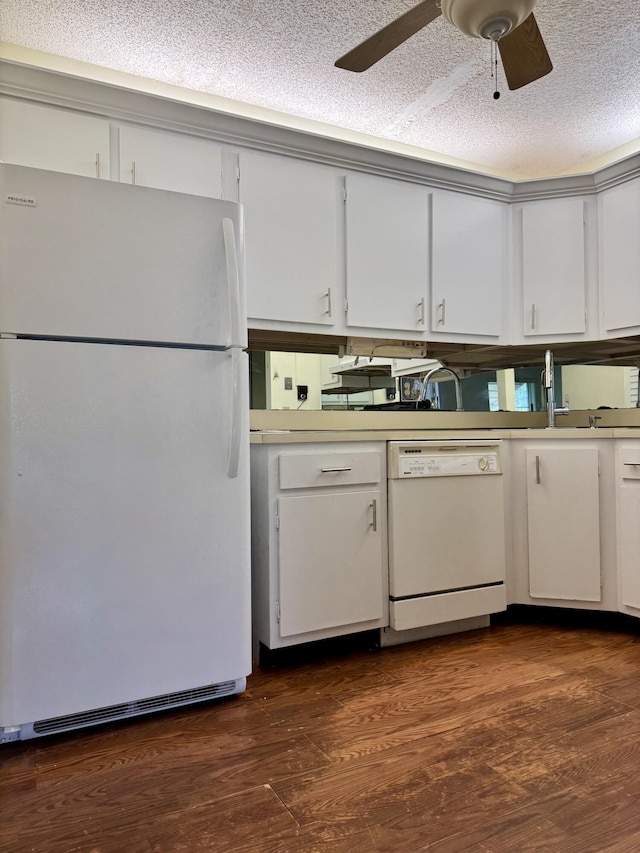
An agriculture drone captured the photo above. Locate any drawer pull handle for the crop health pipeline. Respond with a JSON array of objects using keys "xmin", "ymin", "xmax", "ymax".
[
  {"xmin": 535, "ymin": 455, "xmax": 541, "ymax": 485},
  {"xmin": 370, "ymin": 499, "xmax": 377, "ymax": 531},
  {"xmin": 320, "ymin": 466, "xmax": 352, "ymax": 473},
  {"xmin": 623, "ymin": 462, "xmax": 640, "ymax": 467}
]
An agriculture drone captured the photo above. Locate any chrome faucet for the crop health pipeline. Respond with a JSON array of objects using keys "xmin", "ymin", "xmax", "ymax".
[
  {"xmin": 420, "ymin": 366, "xmax": 464, "ymax": 412},
  {"xmin": 543, "ymin": 349, "xmax": 569, "ymax": 428}
]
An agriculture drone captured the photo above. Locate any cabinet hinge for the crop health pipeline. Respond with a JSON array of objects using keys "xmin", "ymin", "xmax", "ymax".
[
  {"xmin": 235, "ymin": 164, "xmax": 240, "ymax": 182},
  {"xmin": 275, "ymin": 512, "xmax": 280, "ymax": 530},
  {"xmin": 342, "ymin": 186, "xmax": 347, "ymax": 203},
  {"xmin": 344, "ymin": 299, "xmax": 349, "ymax": 314},
  {"xmin": 276, "ymin": 601, "xmax": 281, "ymax": 623}
]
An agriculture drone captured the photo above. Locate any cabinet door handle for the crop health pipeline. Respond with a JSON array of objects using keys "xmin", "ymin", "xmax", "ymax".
[
  {"xmin": 95, "ymin": 152, "xmax": 100, "ymax": 179},
  {"xmin": 535, "ymin": 455, "xmax": 541, "ymax": 484},
  {"xmin": 325, "ymin": 288, "xmax": 332, "ymax": 317},
  {"xmin": 417, "ymin": 298, "xmax": 425, "ymax": 325},
  {"xmin": 438, "ymin": 299, "xmax": 446, "ymax": 325},
  {"xmin": 623, "ymin": 462, "xmax": 640, "ymax": 466},
  {"xmin": 320, "ymin": 466, "xmax": 352, "ymax": 473},
  {"xmin": 370, "ymin": 499, "xmax": 378, "ymax": 531},
  {"xmin": 530, "ymin": 303, "xmax": 536, "ymax": 330},
  {"xmin": 131, "ymin": 160, "xmax": 137, "ymax": 185}
]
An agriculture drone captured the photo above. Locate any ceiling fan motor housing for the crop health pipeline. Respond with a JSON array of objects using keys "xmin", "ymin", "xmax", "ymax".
[{"xmin": 441, "ymin": 0, "xmax": 537, "ymax": 39}]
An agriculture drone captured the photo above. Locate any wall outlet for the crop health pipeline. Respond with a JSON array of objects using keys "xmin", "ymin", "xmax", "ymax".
[{"xmin": 297, "ymin": 385, "xmax": 308, "ymax": 401}]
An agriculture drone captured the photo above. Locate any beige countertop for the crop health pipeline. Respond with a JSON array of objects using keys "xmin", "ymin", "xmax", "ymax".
[{"xmin": 250, "ymin": 409, "xmax": 640, "ymax": 443}]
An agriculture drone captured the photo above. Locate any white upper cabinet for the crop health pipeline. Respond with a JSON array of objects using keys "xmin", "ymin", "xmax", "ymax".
[
  {"xmin": 117, "ymin": 125, "xmax": 223, "ymax": 198},
  {"xmin": 345, "ymin": 172, "xmax": 429, "ymax": 335},
  {"xmin": 239, "ymin": 150, "xmax": 340, "ymax": 327},
  {"xmin": 600, "ymin": 177, "xmax": 640, "ymax": 336},
  {"xmin": 519, "ymin": 198, "xmax": 587, "ymax": 338},
  {"xmin": 0, "ymin": 97, "xmax": 110, "ymax": 179},
  {"xmin": 431, "ymin": 190, "xmax": 506, "ymax": 339}
]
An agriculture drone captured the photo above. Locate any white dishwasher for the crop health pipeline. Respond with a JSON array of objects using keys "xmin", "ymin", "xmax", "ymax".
[{"xmin": 387, "ymin": 440, "xmax": 506, "ymax": 632}]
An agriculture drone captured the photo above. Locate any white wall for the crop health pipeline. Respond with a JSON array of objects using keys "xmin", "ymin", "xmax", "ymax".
[
  {"xmin": 562, "ymin": 365, "xmax": 637, "ymax": 409},
  {"xmin": 266, "ymin": 352, "xmax": 325, "ymax": 410}
]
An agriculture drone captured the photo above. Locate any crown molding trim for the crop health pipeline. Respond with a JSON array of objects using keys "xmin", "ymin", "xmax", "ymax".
[{"xmin": 1, "ymin": 58, "xmax": 639, "ymax": 203}]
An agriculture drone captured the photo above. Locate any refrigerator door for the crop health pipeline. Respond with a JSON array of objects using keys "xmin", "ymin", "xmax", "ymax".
[
  {"xmin": 0, "ymin": 339, "xmax": 251, "ymax": 727},
  {"xmin": 0, "ymin": 164, "xmax": 246, "ymax": 348}
]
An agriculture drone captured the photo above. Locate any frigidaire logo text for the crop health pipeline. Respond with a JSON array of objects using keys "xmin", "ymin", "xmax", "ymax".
[{"xmin": 6, "ymin": 193, "xmax": 38, "ymax": 207}]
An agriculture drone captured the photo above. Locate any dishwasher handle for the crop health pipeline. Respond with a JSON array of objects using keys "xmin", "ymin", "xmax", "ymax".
[{"xmin": 320, "ymin": 466, "xmax": 352, "ymax": 473}]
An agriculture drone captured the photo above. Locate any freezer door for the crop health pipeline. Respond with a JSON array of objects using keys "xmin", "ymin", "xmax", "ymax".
[
  {"xmin": 0, "ymin": 339, "xmax": 251, "ymax": 727},
  {"xmin": 0, "ymin": 164, "xmax": 246, "ymax": 347}
]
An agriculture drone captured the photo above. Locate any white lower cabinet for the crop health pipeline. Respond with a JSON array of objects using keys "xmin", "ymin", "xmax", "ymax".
[
  {"xmin": 250, "ymin": 442, "xmax": 388, "ymax": 652},
  {"xmin": 508, "ymin": 439, "xmax": 617, "ymax": 611},
  {"xmin": 526, "ymin": 447, "xmax": 601, "ymax": 600},
  {"xmin": 616, "ymin": 441, "xmax": 640, "ymax": 615}
]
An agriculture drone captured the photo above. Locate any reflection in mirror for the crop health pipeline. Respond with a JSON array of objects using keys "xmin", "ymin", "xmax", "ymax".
[{"xmin": 249, "ymin": 352, "xmax": 640, "ymax": 412}]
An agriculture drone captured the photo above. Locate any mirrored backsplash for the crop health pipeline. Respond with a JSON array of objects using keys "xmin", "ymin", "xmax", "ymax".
[{"xmin": 250, "ymin": 352, "xmax": 640, "ymax": 413}]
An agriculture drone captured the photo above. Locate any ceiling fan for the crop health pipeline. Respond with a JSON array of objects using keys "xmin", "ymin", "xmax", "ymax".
[{"xmin": 335, "ymin": 0, "xmax": 553, "ymax": 91}]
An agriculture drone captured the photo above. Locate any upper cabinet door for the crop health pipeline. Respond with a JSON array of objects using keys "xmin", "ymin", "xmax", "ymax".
[
  {"xmin": 345, "ymin": 173, "xmax": 429, "ymax": 333},
  {"xmin": 600, "ymin": 178, "xmax": 640, "ymax": 335},
  {"xmin": 239, "ymin": 150, "xmax": 339, "ymax": 327},
  {"xmin": 0, "ymin": 97, "xmax": 110, "ymax": 179},
  {"xmin": 521, "ymin": 198, "xmax": 586, "ymax": 337},
  {"xmin": 431, "ymin": 190, "xmax": 505, "ymax": 339},
  {"xmin": 118, "ymin": 125, "xmax": 223, "ymax": 198}
]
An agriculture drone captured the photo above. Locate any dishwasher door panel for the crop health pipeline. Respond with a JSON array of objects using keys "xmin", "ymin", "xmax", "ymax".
[{"xmin": 388, "ymin": 474, "xmax": 506, "ymax": 598}]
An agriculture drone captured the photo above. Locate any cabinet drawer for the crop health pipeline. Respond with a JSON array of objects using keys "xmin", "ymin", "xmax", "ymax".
[
  {"xmin": 620, "ymin": 453, "xmax": 640, "ymax": 480},
  {"xmin": 279, "ymin": 450, "xmax": 381, "ymax": 489}
]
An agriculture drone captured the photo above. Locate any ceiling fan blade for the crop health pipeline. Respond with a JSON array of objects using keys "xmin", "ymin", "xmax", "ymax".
[
  {"xmin": 498, "ymin": 13, "xmax": 553, "ymax": 90},
  {"xmin": 335, "ymin": 0, "xmax": 441, "ymax": 72}
]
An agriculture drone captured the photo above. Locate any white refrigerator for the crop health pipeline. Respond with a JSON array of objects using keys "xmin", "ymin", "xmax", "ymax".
[{"xmin": 0, "ymin": 164, "xmax": 251, "ymax": 742}]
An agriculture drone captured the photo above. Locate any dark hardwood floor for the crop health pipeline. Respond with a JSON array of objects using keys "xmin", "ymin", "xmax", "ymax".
[{"xmin": 3, "ymin": 622, "xmax": 640, "ymax": 852}]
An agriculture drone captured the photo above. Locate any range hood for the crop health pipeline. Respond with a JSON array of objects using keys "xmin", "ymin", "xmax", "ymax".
[{"xmin": 322, "ymin": 357, "xmax": 397, "ymax": 395}]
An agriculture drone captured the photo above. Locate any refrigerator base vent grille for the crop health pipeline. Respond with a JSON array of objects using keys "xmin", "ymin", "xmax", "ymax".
[{"xmin": 32, "ymin": 680, "xmax": 239, "ymax": 737}]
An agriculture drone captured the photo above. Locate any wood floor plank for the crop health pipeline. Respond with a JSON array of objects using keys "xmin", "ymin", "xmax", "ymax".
[
  {"xmin": 549, "ymin": 788, "xmax": 640, "ymax": 852},
  {"xmin": 597, "ymin": 673, "xmax": 640, "ymax": 708},
  {"xmin": 303, "ymin": 671, "xmax": 578, "ymax": 764},
  {"xmin": 272, "ymin": 745, "xmax": 529, "ymax": 832},
  {"xmin": 144, "ymin": 784, "xmax": 298, "ymax": 852},
  {"xmin": 487, "ymin": 707, "xmax": 640, "ymax": 791}
]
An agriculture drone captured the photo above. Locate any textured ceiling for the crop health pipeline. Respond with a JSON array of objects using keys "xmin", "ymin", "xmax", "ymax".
[{"xmin": 1, "ymin": 0, "xmax": 639, "ymax": 179}]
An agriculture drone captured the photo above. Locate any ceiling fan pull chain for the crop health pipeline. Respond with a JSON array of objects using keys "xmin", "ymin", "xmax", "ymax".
[{"xmin": 492, "ymin": 36, "xmax": 501, "ymax": 99}]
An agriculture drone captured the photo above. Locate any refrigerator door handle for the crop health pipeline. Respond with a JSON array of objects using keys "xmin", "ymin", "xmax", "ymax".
[
  {"xmin": 227, "ymin": 348, "xmax": 242, "ymax": 479},
  {"xmin": 222, "ymin": 218, "xmax": 243, "ymax": 348}
]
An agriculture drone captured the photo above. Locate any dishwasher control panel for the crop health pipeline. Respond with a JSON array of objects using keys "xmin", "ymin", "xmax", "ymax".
[{"xmin": 388, "ymin": 441, "xmax": 502, "ymax": 478}]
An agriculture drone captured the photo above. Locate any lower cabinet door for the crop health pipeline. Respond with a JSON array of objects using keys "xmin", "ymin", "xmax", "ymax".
[
  {"xmin": 526, "ymin": 448, "xmax": 601, "ymax": 601},
  {"xmin": 277, "ymin": 490, "xmax": 383, "ymax": 637}
]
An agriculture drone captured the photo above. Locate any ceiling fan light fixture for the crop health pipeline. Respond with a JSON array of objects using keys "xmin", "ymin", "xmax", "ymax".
[{"xmin": 440, "ymin": 0, "xmax": 537, "ymax": 39}]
